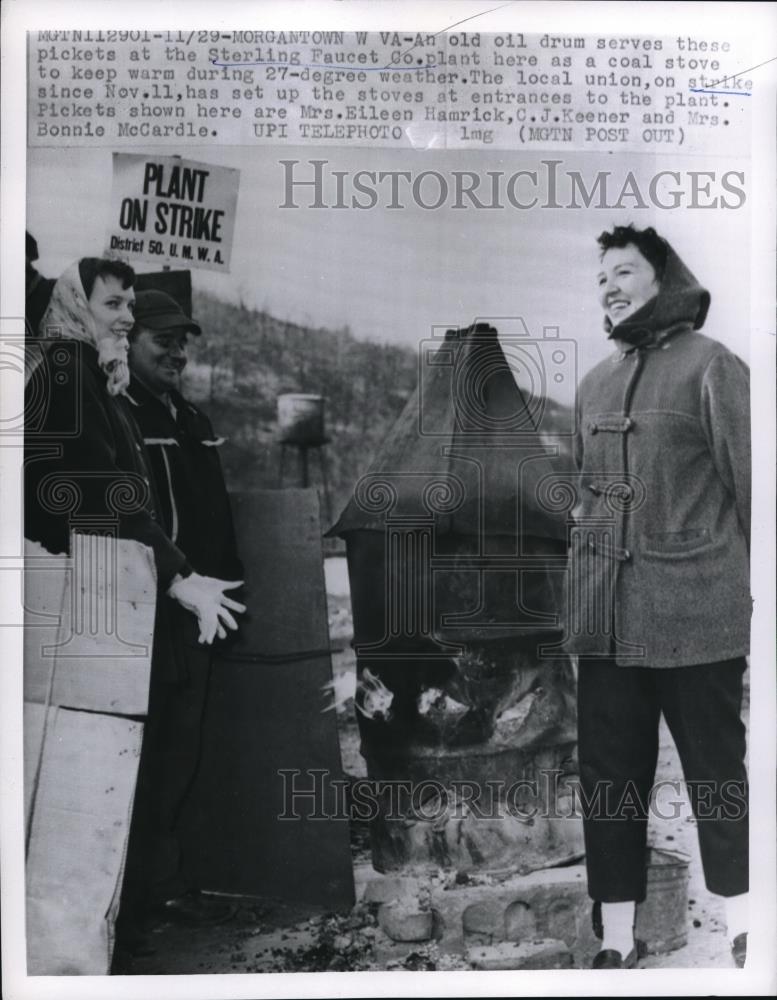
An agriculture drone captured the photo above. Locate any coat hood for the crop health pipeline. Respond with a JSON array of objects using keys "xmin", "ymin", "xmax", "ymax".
[{"xmin": 607, "ymin": 240, "xmax": 710, "ymax": 346}]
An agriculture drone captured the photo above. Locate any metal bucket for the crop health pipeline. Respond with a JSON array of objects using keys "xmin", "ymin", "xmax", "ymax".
[
  {"xmin": 277, "ymin": 394, "xmax": 326, "ymax": 446},
  {"xmin": 635, "ymin": 848, "xmax": 690, "ymax": 954}
]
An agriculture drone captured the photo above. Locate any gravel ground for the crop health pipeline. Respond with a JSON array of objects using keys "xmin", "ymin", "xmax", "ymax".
[
  {"xmin": 329, "ymin": 643, "xmax": 747, "ymax": 971},
  {"xmin": 120, "ymin": 559, "xmax": 747, "ymax": 973}
]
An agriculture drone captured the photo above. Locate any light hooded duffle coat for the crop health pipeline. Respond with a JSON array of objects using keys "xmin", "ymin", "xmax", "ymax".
[{"xmin": 564, "ymin": 244, "xmax": 751, "ymax": 667}]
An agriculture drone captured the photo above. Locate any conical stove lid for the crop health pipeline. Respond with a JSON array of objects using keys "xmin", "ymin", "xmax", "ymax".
[{"xmin": 329, "ymin": 324, "xmax": 569, "ymax": 541}]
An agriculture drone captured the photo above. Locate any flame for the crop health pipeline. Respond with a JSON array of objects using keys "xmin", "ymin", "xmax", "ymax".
[
  {"xmin": 321, "ymin": 670, "xmax": 356, "ymax": 713},
  {"xmin": 417, "ymin": 687, "xmax": 468, "ymax": 716},
  {"xmin": 354, "ymin": 668, "xmax": 394, "ymax": 722}
]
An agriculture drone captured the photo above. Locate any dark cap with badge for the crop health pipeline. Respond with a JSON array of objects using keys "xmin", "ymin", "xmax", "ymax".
[{"xmin": 133, "ymin": 289, "xmax": 202, "ymax": 336}]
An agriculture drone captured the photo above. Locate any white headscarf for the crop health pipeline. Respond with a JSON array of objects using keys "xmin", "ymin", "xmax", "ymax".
[{"xmin": 39, "ymin": 261, "xmax": 131, "ymax": 396}]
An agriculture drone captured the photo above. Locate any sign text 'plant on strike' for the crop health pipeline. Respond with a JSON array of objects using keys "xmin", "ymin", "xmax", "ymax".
[{"xmin": 106, "ymin": 153, "xmax": 240, "ymax": 273}]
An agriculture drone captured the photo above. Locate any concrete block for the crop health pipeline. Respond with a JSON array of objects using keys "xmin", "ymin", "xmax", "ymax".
[
  {"xmin": 430, "ymin": 865, "xmax": 598, "ymax": 966},
  {"xmin": 378, "ymin": 902, "xmax": 434, "ymax": 942},
  {"xmin": 461, "ymin": 899, "xmax": 504, "ymax": 941},
  {"xmin": 363, "ymin": 876, "xmax": 423, "ymax": 906},
  {"xmin": 467, "ymin": 938, "xmax": 573, "ymax": 970}
]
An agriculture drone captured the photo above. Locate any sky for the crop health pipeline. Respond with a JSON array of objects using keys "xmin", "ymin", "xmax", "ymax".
[{"xmin": 27, "ymin": 145, "xmax": 751, "ymax": 403}]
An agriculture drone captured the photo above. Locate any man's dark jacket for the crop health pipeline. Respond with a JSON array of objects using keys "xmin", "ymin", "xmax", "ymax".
[{"xmin": 126, "ymin": 377, "xmax": 242, "ymax": 581}]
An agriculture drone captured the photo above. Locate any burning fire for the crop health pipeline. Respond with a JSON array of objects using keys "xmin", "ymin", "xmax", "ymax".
[
  {"xmin": 321, "ymin": 671, "xmax": 355, "ymax": 714},
  {"xmin": 354, "ymin": 668, "xmax": 394, "ymax": 722},
  {"xmin": 321, "ymin": 668, "xmax": 394, "ymax": 722}
]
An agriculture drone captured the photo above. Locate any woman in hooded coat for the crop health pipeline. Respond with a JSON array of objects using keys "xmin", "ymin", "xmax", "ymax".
[{"xmin": 567, "ymin": 226, "xmax": 750, "ymax": 969}]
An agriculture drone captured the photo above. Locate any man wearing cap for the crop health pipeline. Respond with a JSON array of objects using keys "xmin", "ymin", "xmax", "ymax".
[
  {"xmin": 128, "ymin": 290, "xmax": 241, "ymax": 585},
  {"xmin": 115, "ymin": 289, "xmax": 243, "ymax": 951}
]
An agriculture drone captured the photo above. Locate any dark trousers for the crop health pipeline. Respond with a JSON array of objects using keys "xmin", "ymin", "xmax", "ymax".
[
  {"xmin": 116, "ymin": 630, "xmax": 212, "ymax": 931},
  {"xmin": 578, "ymin": 656, "xmax": 749, "ymax": 902}
]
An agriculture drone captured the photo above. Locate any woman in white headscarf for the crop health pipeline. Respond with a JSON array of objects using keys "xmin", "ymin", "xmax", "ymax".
[
  {"xmin": 37, "ymin": 257, "xmax": 134, "ymax": 394},
  {"xmin": 26, "ymin": 258, "xmax": 246, "ymax": 962},
  {"xmin": 26, "ymin": 257, "xmax": 245, "ymax": 642}
]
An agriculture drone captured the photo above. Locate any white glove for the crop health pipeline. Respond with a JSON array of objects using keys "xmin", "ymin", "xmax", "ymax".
[{"xmin": 167, "ymin": 572, "xmax": 246, "ymax": 644}]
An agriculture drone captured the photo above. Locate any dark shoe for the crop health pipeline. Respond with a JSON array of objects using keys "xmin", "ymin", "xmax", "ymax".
[
  {"xmin": 113, "ymin": 915, "xmax": 158, "ymax": 955},
  {"xmin": 731, "ymin": 932, "xmax": 747, "ymax": 968},
  {"xmin": 125, "ymin": 934, "xmax": 158, "ymax": 958},
  {"xmin": 154, "ymin": 890, "xmax": 236, "ymax": 926},
  {"xmin": 591, "ymin": 902, "xmax": 647, "ymax": 959},
  {"xmin": 110, "ymin": 927, "xmax": 158, "ymax": 972},
  {"xmin": 592, "ymin": 947, "xmax": 638, "ymax": 969},
  {"xmin": 111, "ymin": 946, "xmax": 134, "ymax": 975}
]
